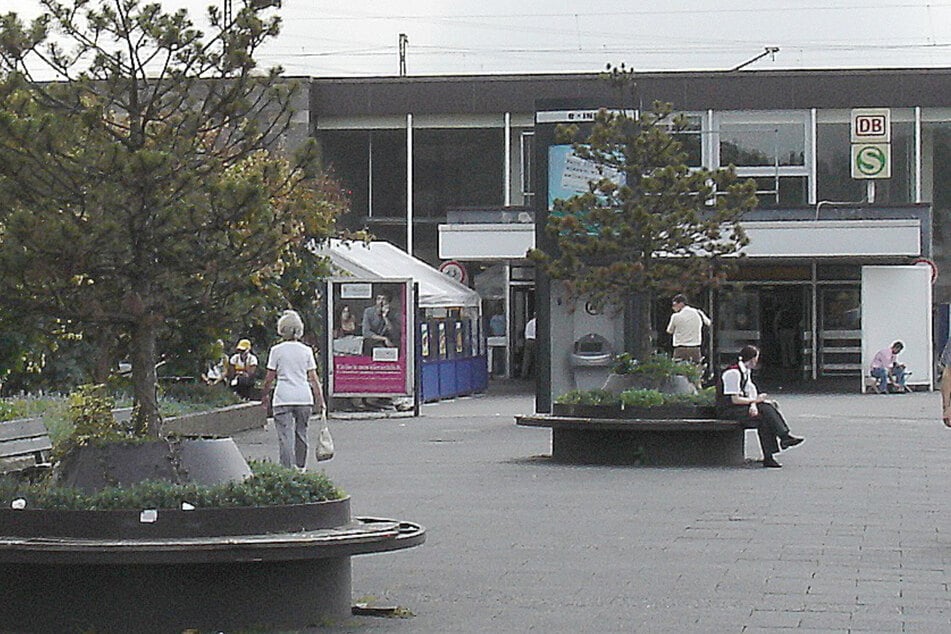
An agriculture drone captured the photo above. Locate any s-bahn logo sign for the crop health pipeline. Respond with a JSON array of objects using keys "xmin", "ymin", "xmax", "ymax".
[{"xmin": 851, "ymin": 143, "xmax": 891, "ymax": 179}]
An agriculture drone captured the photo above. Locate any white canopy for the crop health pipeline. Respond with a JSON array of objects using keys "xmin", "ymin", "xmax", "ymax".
[{"xmin": 318, "ymin": 240, "xmax": 481, "ymax": 309}]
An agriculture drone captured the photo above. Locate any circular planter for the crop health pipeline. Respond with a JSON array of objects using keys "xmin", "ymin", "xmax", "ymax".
[
  {"xmin": 55, "ymin": 437, "xmax": 251, "ymax": 494},
  {"xmin": 0, "ymin": 441, "xmax": 425, "ymax": 632},
  {"xmin": 0, "ymin": 496, "xmax": 351, "ymax": 540},
  {"xmin": 552, "ymin": 402, "xmax": 715, "ymax": 420},
  {"xmin": 0, "ymin": 496, "xmax": 426, "ymax": 632},
  {"xmin": 552, "ymin": 403, "xmax": 623, "ymax": 418}
]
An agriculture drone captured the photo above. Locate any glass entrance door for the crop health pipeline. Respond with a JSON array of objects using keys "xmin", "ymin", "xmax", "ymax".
[{"xmin": 715, "ymin": 284, "xmax": 812, "ymax": 383}]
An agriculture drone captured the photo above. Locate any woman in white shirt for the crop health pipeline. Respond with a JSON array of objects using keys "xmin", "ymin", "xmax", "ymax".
[
  {"xmin": 717, "ymin": 345, "xmax": 803, "ymax": 468},
  {"xmin": 261, "ymin": 310, "xmax": 326, "ymax": 470}
]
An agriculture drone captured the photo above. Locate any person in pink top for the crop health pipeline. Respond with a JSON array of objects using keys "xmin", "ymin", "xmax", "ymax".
[{"xmin": 870, "ymin": 340, "xmax": 906, "ymax": 394}]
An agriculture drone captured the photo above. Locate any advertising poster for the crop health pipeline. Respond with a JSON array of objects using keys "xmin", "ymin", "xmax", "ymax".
[
  {"xmin": 328, "ymin": 279, "xmax": 413, "ymax": 396},
  {"xmin": 547, "ymin": 144, "xmax": 625, "ymax": 210}
]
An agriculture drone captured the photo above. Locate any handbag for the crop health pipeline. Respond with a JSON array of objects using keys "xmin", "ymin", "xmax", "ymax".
[{"xmin": 315, "ymin": 412, "xmax": 334, "ymax": 461}]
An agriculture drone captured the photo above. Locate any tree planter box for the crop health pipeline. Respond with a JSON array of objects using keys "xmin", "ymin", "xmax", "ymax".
[
  {"xmin": 552, "ymin": 403, "xmax": 715, "ymax": 420},
  {"xmin": 0, "ymin": 496, "xmax": 426, "ymax": 632},
  {"xmin": 518, "ymin": 414, "xmax": 756, "ymax": 466}
]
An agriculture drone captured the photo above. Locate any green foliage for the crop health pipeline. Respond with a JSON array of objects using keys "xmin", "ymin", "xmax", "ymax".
[
  {"xmin": 554, "ymin": 389, "xmax": 620, "ymax": 406},
  {"xmin": 54, "ymin": 384, "xmax": 136, "ymax": 461},
  {"xmin": 158, "ymin": 382, "xmax": 242, "ymax": 417},
  {"xmin": 619, "ymin": 386, "xmax": 715, "ymax": 407},
  {"xmin": 0, "ymin": 461, "xmax": 344, "ymax": 511},
  {"xmin": 530, "ymin": 100, "xmax": 757, "ymax": 308},
  {"xmin": 529, "ymin": 89, "xmax": 757, "ymax": 357},
  {"xmin": 0, "ymin": 0, "xmax": 348, "ymax": 434},
  {"xmin": 618, "ymin": 389, "xmax": 666, "ymax": 408},
  {"xmin": 611, "ymin": 353, "xmax": 703, "ymax": 382}
]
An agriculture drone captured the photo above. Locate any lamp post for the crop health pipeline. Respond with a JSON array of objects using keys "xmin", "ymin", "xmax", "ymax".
[{"xmin": 224, "ymin": 0, "xmax": 283, "ymax": 23}]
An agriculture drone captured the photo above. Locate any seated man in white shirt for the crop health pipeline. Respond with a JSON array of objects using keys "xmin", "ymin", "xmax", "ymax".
[{"xmin": 717, "ymin": 344, "xmax": 804, "ymax": 468}]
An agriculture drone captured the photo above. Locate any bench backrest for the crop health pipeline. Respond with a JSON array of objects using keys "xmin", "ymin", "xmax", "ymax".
[{"xmin": 0, "ymin": 418, "xmax": 53, "ymax": 474}]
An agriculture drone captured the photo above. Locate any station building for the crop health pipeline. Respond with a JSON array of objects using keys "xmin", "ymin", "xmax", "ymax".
[{"xmin": 306, "ymin": 68, "xmax": 951, "ymax": 400}]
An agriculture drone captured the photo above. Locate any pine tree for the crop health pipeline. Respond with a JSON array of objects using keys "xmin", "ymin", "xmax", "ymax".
[{"xmin": 0, "ymin": 0, "xmax": 347, "ymax": 433}]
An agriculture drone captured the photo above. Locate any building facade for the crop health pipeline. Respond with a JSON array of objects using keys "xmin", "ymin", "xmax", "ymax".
[{"xmin": 308, "ymin": 68, "xmax": 951, "ymax": 393}]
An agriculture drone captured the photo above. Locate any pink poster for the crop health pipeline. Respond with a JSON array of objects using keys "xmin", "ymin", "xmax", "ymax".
[{"xmin": 329, "ymin": 280, "xmax": 412, "ymax": 396}]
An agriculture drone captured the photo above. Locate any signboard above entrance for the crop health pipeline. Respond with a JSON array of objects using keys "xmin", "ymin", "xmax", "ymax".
[
  {"xmin": 850, "ymin": 108, "xmax": 891, "ymax": 180},
  {"xmin": 850, "ymin": 108, "xmax": 891, "ymax": 143}
]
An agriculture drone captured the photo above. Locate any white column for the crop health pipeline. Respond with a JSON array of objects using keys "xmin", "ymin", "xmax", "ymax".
[
  {"xmin": 808, "ymin": 108, "xmax": 817, "ymax": 205},
  {"xmin": 915, "ymin": 106, "xmax": 922, "ymax": 203},
  {"xmin": 504, "ymin": 112, "xmax": 512, "ymax": 206},
  {"xmin": 367, "ymin": 133, "xmax": 373, "ymax": 218},
  {"xmin": 406, "ymin": 113, "xmax": 413, "ymax": 255}
]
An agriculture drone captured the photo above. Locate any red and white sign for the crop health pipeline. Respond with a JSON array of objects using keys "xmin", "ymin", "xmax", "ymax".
[
  {"xmin": 851, "ymin": 108, "xmax": 891, "ymax": 143},
  {"xmin": 439, "ymin": 260, "xmax": 468, "ymax": 285}
]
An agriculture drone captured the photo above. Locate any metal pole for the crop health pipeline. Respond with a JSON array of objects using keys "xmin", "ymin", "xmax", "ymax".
[
  {"xmin": 399, "ymin": 34, "xmax": 408, "ymax": 77},
  {"xmin": 406, "ymin": 113, "xmax": 413, "ymax": 255},
  {"xmin": 504, "ymin": 112, "xmax": 511, "ymax": 206}
]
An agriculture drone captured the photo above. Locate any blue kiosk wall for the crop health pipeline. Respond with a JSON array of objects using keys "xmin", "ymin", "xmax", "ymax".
[{"xmin": 419, "ymin": 317, "xmax": 488, "ymax": 402}]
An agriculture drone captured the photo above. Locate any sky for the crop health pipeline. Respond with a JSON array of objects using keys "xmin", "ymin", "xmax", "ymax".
[{"xmin": 5, "ymin": 1, "xmax": 951, "ymax": 77}]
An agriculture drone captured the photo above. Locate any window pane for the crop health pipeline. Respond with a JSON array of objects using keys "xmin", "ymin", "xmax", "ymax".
[
  {"xmin": 816, "ymin": 123, "xmax": 864, "ymax": 202},
  {"xmin": 668, "ymin": 114, "xmax": 702, "ymax": 167},
  {"xmin": 720, "ymin": 123, "xmax": 805, "ymax": 167},
  {"xmin": 414, "ymin": 128, "xmax": 503, "ymax": 219},
  {"xmin": 317, "ymin": 130, "xmax": 370, "ymax": 230}
]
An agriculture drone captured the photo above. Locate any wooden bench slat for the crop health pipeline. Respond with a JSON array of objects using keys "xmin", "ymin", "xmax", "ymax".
[
  {"xmin": 0, "ymin": 419, "xmax": 49, "ymax": 442},
  {"xmin": 0, "ymin": 436, "xmax": 53, "ymax": 460}
]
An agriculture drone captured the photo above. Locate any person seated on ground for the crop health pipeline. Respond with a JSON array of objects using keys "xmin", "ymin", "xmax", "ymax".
[
  {"xmin": 870, "ymin": 340, "xmax": 907, "ymax": 394},
  {"xmin": 227, "ymin": 338, "xmax": 258, "ymax": 399},
  {"xmin": 940, "ymin": 338, "xmax": 951, "ymax": 427},
  {"xmin": 717, "ymin": 344, "xmax": 804, "ymax": 468}
]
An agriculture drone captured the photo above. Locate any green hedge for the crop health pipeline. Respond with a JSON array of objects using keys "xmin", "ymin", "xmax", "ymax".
[{"xmin": 0, "ymin": 461, "xmax": 343, "ymax": 511}]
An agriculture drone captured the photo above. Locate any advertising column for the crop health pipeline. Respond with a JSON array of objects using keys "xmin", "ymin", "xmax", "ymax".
[{"xmin": 327, "ymin": 279, "xmax": 414, "ymax": 398}]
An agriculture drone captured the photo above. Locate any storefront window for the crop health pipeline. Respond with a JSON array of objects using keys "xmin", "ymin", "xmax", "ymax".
[
  {"xmin": 667, "ymin": 113, "xmax": 702, "ymax": 168},
  {"xmin": 718, "ymin": 114, "xmax": 806, "ymax": 168},
  {"xmin": 414, "ymin": 128, "xmax": 503, "ymax": 219},
  {"xmin": 816, "ymin": 122, "xmax": 864, "ymax": 203}
]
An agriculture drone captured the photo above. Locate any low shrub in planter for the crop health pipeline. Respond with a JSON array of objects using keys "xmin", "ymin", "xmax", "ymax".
[
  {"xmin": 0, "ymin": 461, "xmax": 343, "ymax": 511},
  {"xmin": 619, "ymin": 387, "xmax": 716, "ymax": 408},
  {"xmin": 618, "ymin": 389, "xmax": 666, "ymax": 408},
  {"xmin": 554, "ymin": 389, "xmax": 620, "ymax": 406},
  {"xmin": 611, "ymin": 352, "xmax": 702, "ymax": 384}
]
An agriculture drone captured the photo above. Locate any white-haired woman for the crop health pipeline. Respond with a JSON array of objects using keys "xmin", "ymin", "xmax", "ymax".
[{"xmin": 261, "ymin": 310, "xmax": 326, "ymax": 470}]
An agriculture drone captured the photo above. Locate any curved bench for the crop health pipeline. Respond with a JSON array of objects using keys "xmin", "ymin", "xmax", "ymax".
[
  {"xmin": 0, "ymin": 498, "xmax": 425, "ymax": 632},
  {"xmin": 516, "ymin": 414, "xmax": 758, "ymax": 466}
]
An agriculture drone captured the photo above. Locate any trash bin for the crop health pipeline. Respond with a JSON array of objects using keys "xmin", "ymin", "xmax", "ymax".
[{"xmin": 570, "ymin": 334, "xmax": 614, "ymax": 390}]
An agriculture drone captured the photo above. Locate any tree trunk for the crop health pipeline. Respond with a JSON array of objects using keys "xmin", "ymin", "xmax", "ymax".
[
  {"xmin": 130, "ymin": 317, "xmax": 162, "ymax": 437},
  {"xmin": 627, "ymin": 291, "xmax": 653, "ymax": 360}
]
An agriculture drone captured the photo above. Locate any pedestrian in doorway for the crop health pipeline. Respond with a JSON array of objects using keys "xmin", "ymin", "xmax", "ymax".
[
  {"xmin": 717, "ymin": 345, "xmax": 804, "ymax": 468},
  {"xmin": 261, "ymin": 310, "xmax": 326, "ymax": 471},
  {"xmin": 940, "ymin": 338, "xmax": 951, "ymax": 427},
  {"xmin": 520, "ymin": 316, "xmax": 536, "ymax": 379},
  {"xmin": 666, "ymin": 293, "xmax": 710, "ymax": 364}
]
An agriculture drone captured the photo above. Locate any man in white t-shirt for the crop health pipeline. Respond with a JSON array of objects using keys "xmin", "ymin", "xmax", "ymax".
[
  {"xmin": 261, "ymin": 311, "xmax": 326, "ymax": 470},
  {"xmin": 520, "ymin": 316, "xmax": 536, "ymax": 379},
  {"xmin": 666, "ymin": 294, "xmax": 710, "ymax": 364}
]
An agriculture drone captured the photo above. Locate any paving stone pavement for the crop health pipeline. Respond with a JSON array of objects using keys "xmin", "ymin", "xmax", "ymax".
[{"xmin": 232, "ymin": 383, "xmax": 951, "ymax": 633}]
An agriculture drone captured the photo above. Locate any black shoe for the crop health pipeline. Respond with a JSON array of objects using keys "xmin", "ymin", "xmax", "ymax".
[
  {"xmin": 780, "ymin": 436, "xmax": 804, "ymax": 450},
  {"xmin": 763, "ymin": 456, "xmax": 782, "ymax": 468}
]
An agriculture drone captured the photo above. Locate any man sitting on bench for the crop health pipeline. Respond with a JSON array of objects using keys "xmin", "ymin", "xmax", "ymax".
[
  {"xmin": 717, "ymin": 345, "xmax": 804, "ymax": 469},
  {"xmin": 870, "ymin": 340, "xmax": 908, "ymax": 394}
]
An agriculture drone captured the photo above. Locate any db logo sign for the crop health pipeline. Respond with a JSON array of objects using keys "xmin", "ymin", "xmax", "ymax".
[{"xmin": 851, "ymin": 108, "xmax": 890, "ymax": 143}]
